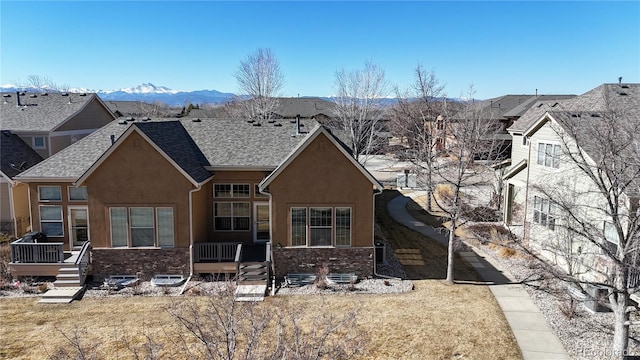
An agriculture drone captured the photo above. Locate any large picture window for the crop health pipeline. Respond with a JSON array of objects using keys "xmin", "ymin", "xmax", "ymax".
[
  {"xmin": 40, "ymin": 205, "xmax": 63, "ymax": 236},
  {"xmin": 214, "ymin": 202, "xmax": 250, "ymax": 231},
  {"xmin": 533, "ymin": 196, "xmax": 556, "ymax": 230},
  {"xmin": 109, "ymin": 207, "xmax": 174, "ymax": 247},
  {"xmin": 290, "ymin": 207, "xmax": 352, "ymax": 247},
  {"xmin": 537, "ymin": 142, "xmax": 561, "ymax": 168},
  {"xmin": 39, "ymin": 186, "xmax": 62, "ymax": 201},
  {"xmin": 68, "ymin": 186, "xmax": 88, "ymax": 201}
]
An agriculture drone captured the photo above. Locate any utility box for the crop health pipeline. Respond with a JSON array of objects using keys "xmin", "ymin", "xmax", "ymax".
[
  {"xmin": 397, "ymin": 172, "xmax": 416, "ymax": 189},
  {"xmin": 375, "ymin": 241, "xmax": 386, "ymax": 264},
  {"xmin": 584, "ymin": 284, "xmax": 611, "ymax": 313}
]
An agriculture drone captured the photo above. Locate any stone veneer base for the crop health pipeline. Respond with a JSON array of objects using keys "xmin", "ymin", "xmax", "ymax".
[
  {"xmin": 91, "ymin": 247, "xmax": 190, "ymax": 282},
  {"xmin": 272, "ymin": 247, "xmax": 374, "ymax": 279}
]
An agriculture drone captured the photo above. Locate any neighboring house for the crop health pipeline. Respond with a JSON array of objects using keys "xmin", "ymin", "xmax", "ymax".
[
  {"xmin": 10, "ymin": 117, "xmax": 382, "ymax": 283},
  {"xmin": 451, "ymin": 94, "xmax": 575, "ymax": 160},
  {"xmin": 502, "ymin": 83, "xmax": 639, "ymax": 283},
  {"xmin": 105, "ymin": 100, "xmax": 180, "ymax": 118},
  {"xmin": 271, "ymin": 97, "xmax": 336, "ymax": 124},
  {"xmin": 1, "ymin": 92, "xmax": 116, "ymax": 159},
  {"xmin": 0, "ymin": 131, "xmax": 43, "ymax": 236}
]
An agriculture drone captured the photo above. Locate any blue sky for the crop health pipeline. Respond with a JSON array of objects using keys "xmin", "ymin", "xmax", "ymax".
[{"xmin": 1, "ymin": 1, "xmax": 638, "ymax": 99}]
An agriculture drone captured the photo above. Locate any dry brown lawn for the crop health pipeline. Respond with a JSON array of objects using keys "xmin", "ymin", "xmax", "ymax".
[{"xmin": 0, "ymin": 280, "xmax": 519, "ymax": 359}]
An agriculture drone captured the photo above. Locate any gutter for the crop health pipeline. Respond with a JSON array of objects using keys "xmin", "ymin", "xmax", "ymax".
[{"xmin": 180, "ymin": 182, "xmax": 203, "ymax": 295}]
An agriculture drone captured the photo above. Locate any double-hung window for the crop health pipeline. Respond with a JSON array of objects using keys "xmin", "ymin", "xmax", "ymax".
[
  {"xmin": 40, "ymin": 205, "xmax": 63, "ymax": 237},
  {"xmin": 109, "ymin": 207, "xmax": 174, "ymax": 247},
  {"xmin": 533, "ymin": 196, "xmax": 556, "ymax": 230},
  {"xmin": 603, "ymin": 221, "xmax": 619, "ymax": 254},
  {"xmin": 214, "ymin": 184, "xmax": 250, "ymax": 198},
  {"xmin": 290, "ymin": 207, "xmax": 352, "ymax": 247},
  {"xmin": 537, "ymin": 142, "xmax": 561, "ymax": 168},
  {"xmin": 214, "ymin": 202, "xmax": 250, "ymax": 231}
]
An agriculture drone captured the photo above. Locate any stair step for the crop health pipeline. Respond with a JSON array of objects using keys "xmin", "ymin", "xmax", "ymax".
[
  {"xmin": 56, "ymin": 273, "xmax": 80, "ymax": 279},
  {"xmin": 58, "ymin": 267, "xmax": 80, "ymax": 273},
  {"xmin": 39, "ymin": 297, "xmax": 75, "ymax": 304},
  {"xmin": 54, "ymin": 280, "xmax": 82, "ymax": 287},
  {"xmin": 240, "ymin": 264, "xmax": 266, "ymax": 270}
]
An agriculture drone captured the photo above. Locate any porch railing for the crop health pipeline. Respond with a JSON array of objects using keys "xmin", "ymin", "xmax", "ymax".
[
  {"xmin": 10, "ymin": 238, "xmax": 64, "ymax": 263},
  {"xmin": 76, "ymin": 241, "xmax": 92, "ymax": 283},
  {"xmin": 194, "ymin": 242, "xmax": 241, "ymax": 262}
]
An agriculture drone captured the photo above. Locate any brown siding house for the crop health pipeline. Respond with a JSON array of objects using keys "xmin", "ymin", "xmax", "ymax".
[{"xmin": 13, "ymin": 117, "xmax": 382, "ymax": 281}]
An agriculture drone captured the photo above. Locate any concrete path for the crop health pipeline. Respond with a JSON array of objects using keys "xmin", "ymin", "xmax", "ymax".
[{"xmin": 387, "ymin": 194, "xmax": 569, "ymax": 360}]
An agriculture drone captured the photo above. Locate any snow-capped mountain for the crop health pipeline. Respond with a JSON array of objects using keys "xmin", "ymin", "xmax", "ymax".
[{"xmin": 0, "ymin": 83, "xmax": 236, "ymax": 106}]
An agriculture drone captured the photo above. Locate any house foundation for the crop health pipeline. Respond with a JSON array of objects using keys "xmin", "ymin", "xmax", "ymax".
[
  {"xmin": 91, "ymin": 248, "xmax": 190, "ymax": 282},
  {"xmin": 272, "ymin": 247, "xmax": 374, "ymax": 279}
]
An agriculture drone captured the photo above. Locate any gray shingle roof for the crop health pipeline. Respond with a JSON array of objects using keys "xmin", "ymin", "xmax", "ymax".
[
  {"xmin": 272, "ymin": 97, "xmax": 335, "ymax": 118},
  {"xmin": 17, "ymin": 118, "xmax": 319, "ymax": 180},
  {"xmin": 0, "ymin": 131, "xmax": 43, "ymax": 179},
  {"xmin": 134, "ymin": 122, "xmax": 212, "ymax": 183},
  {"xmin": 1, "ymin": 92, "xmax": 103, "ymax": 131}
]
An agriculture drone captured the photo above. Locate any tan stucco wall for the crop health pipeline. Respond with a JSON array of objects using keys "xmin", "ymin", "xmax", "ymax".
[
  {"xmin": 268, "ymin": 133, "xmax": 375, "ymax": 248},
  {"xmin": 191, "ymin": 183, "xmax": 210, "ymax": 243},
  {"xmin": 209, "ymin": 171, "xmax": 270, "ymax": 243},
  {"xmin": 55, "ymin": 98, "xmax": 114, "ymax": 132},
  {"xmin": 0, "ymin": 182, "xmax": 11, "ymax": 223},
  {"xmin": 12, "ymin": 183, "xmax": 31, "ymax": 236},
  {"xmin": 84, "ymin": 131, "xmax": 195, "ymax": 248}
]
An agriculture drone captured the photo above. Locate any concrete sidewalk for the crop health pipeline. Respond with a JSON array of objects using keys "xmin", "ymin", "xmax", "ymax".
[{"xmin": 387, "ymin": 194, "xmax": 569, "ymax": 360}]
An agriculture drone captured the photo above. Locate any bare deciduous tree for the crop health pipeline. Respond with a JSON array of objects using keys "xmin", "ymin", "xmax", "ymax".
[
  {"xmin": 332, "ymin": 61, "xmax": 389, "ymax": 165},
  {"xmin": 390, "ymin": 65, "xmax": 448, "ymax": 211},
  {"xmin": 233, "ymin": 48, "xmax": 285, "ymax": 120}
]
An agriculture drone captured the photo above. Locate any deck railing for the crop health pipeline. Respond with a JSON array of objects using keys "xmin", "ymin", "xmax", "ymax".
[
  {"xmin": 10, "ymin": 238, "xmax": 65, "ymax": 263},
  {"xmin": 194, "ymin": 242, "xmax": 241, "ymax": 262},
  {"xmin": 76, "ymin": 242, "xmax": 92, "ymax": 283}
]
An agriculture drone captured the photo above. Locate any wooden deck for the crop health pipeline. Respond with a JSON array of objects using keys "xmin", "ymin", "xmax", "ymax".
[
  {"xmin": 9, "ymin": 254, "xmax": 79, "ymax": 278},
  {"xmin": 193, "ymin": 261, "xmax": 237, "ymax": 274}
]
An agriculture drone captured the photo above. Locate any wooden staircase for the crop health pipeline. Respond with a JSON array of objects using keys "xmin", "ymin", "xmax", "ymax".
[
  {"xmin": 39, "ymin": 242, "xmax": 91, "ymax": 304},
  {"xmin": 235, "ymin": 262, "xmax": 269, "ymax": 302}
]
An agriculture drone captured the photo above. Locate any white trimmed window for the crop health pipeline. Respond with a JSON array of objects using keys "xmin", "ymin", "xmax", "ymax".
[
  {"xmin": 537, "ymin": 142, "xmax": 561, "ymax": 168},
  {"xmin": 290, "ymin": 207, "xmax": 352, "ymax": 247},
  {"xmin": 68, "ymin": 186, "xmax": 88, "ymax": 201},
  {"xmin": 108, "ymin": 207, "xmax": 175, "ymax": 247},
  {"xmin": 214, "ymin": 202, "xmax": 250, "ymax": 231},
  {"xmin": 310, "ymin": 208, "xmax": 332, "ymax": 246},
  {"xmin": 33, "ymin": 136, "xmax": 46, "ymax": 149},
  {"xmin": 291, "ymin": 208, "xmax": 307, "ymax": 246},
  {"xmin": 214, "ymin": 184, "xmax": 250, "ymax": 198},
  {"xmin": 40, "ymin": 205, "xmax": 63, "ymax": 237},
  {"xmin": 39, "ymin": 186, "xmax": 62, "ymax": 201},
  {"xmin": 335, "ymin": 208, "xmax": 352, "ymax": 246},
  {"xmin": 603, "ymin": 221, "xmax": 619, "ymax": 253},
  {"xmin": 533, "ymin": 196, "xmax": 556, "ymax": 230}
]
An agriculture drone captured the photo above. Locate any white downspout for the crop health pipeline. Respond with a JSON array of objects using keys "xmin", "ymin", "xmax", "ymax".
[
  {"xmin": 260, "ymin": 186, "xmax": 276, "ymax": 295},
  {"xmin": 180, "ymin": 183, "xmax": 202, "ymax": 295}
]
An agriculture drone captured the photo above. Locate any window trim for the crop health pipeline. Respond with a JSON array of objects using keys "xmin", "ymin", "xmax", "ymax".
[
  {"xmin": 289, "ymin": 206, "xmax": 353, "ymax": 247},
  {"xmin": 129, "ymin": 207, "xmax": 155, "ymax": 247},
  {"xmin": 213, "ymin": 201, "xmax": 251, "ymax": 231},
  {"xmin": 536, "ymin": 141, "xmax": 561, "ymax": 169},
  {"xmin": 33, "ymin": 136, "xmax": 46, "ymax": 149},
  {"xmin": 533, "ymin": 195, "xmax": 556, "ymax": 230},
  {"xmin": 39, "ymin": 204, "xmax": 64, "ymax": 237},
  {"xmin": 108, "ymin": 206, "xmax": 175, "ymax": 248},
  {"xmin": 38, "ymin": 185, "xmax": 62, "ymax": 202},
  {"xmin": 68, "ymin": 186, "xmax": 88, "ymax": 201},
  {"xmin": 309, "ymin": 207, "xmax": 333, "ymax": 247},
  {"xmin": 214, "ymin": 183, "xmax": 251, "ymax": 198}
]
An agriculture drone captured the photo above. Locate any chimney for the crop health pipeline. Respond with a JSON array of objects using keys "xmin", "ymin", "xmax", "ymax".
[
  {"xmin": 16, "ymin": 91, "xmax": 21, "ymax": 106},
  {"xmin": 619, "ymin": 76, "xmax": 623, "ymax": 85},
  {"xmin": 296, "ymin": 114, "xmax": 301, "ymax": 135}
]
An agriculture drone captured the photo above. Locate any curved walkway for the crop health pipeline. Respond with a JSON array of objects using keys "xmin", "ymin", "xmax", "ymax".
[{"xmin": 388, "ymin": 195, "xmax": 569, "ymax": 360}]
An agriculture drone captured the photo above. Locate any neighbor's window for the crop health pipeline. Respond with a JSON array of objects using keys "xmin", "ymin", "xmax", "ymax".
[
  {"xmin": 33, "ymin": 136, "xmax": 46, "ymax": 149},
  {"xmin": 68, "ymin": 186, "xmax": 88, "ymax": 201},
  {"xmin": 537, "ymin": 142, "xmax": 561, "ymax": 168},
  {"xmin": 214, "ymin": 184, "xmax": 250, "ymax": 198},
  {"xmin": 603, "ymin": 221, "xmax": 619, "ymax": 253},
  {"xmin": 291, "ymin": 208, "xmax": 307, "ymax": 246},
  {"xmin": 214, "ymin": 202, "xmax": 250, "ymax": 231},
  {"xmin": 40, "ymin": 205, "xmax": 63, "ymax": 236},
  {"xmin": 310, "ymin": 208, "xmax": 332, "ymax": 246},
  {"xmin": 335, "ymin": 207, "xmax": 352, "ymax": 246},
  {"xmin": 39, "ymin": 186, "xmax": 62, "ymax": 201},
  {"xmin": 533, "ymin": 196, "xmax": 556, "ymax": 230}
]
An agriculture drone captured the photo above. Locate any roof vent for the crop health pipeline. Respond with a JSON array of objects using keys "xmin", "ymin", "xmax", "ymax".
[
  {"xmin": 118, "ymin": 120, "xmax": 127, "ymax": 125},
  {"xmin": 29, "ymin": 94, "xmax": 37, "ymax": 98},
  {"xmin": 590, "ymin": 113, "xmax": 601, "ymax": 118},
  {"xmin": 618, "ymin": 92, "xmax": 628, "ymax": 96},
  {"xmin": 2, "ymin": 94, "xmax": 10, "ymax": 98},
  {"xmin": 42, "ymin": 93, "xmax": 48, "ymax": 96},
  {"xmin": 79, "ymin": 93, "xmax": 87, "ymax": 96},
  {"xmin": 274, "ymin": 123, "xmax": 282, "ymax": 127},
  {"xmin": 267, "ymin": 120, "xmax": 276, "ymax": 124},
  {"xmin": 126, "ymin": 117, "xmax": 135, "ymax": 122},
  {"xmin": 142, "ymin": 117, "xmax": 151, "ymax": 121},
  {"xmin": 571, "ymin": 113, "xmax": 581, "ymax": 118},
  {"xmin": 551, "ymin": 102, "xmax": 558, "ymax": 107},
  {"xmin": 247, "ymin": 120, "xmax": 255, "ymax": 123},
  {"xmin": 192, "ymin": 118, "xmax": 201, "ymax": 122},
  {"xmin": 252, "ymin": 122, "xmax": 262, "ymax": 127},
  {"xmin": 19, "ymin": 92, "xmax": 25, "ymax": 96},
  {"xmin": 61, "ymin": 92, "xmax": 69, "ymax": 96},
  {"xmin": 621, "ymin": 85, "xmax": 630, "ymax": 89}
]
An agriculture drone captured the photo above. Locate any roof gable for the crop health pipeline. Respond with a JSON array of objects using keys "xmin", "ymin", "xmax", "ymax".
[
  {"xmin": 76, "ymin": 121, "xmax": 212, "ymax": 186},
  {"xmin": 1, "ymin": 92, "xmax": 115, "ymax": 132},
  {"xmin": 260, "ymin": 126, "xmax": 383, "ymax": 191}
]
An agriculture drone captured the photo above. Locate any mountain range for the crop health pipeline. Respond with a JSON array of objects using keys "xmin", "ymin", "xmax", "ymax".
[{"xmin": 0, "ymin": 83, "xmax": 237, "ymax": 106}]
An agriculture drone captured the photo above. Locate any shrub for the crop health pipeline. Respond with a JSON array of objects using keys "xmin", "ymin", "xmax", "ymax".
[{"xmin": 314, "ymin": 263, "xmax": 330, "ymax": 289}]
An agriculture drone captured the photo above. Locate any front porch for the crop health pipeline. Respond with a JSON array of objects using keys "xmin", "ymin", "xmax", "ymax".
[{"xmin": 192, "ymin": 242, "xmax": 270, "ymax": 276}]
